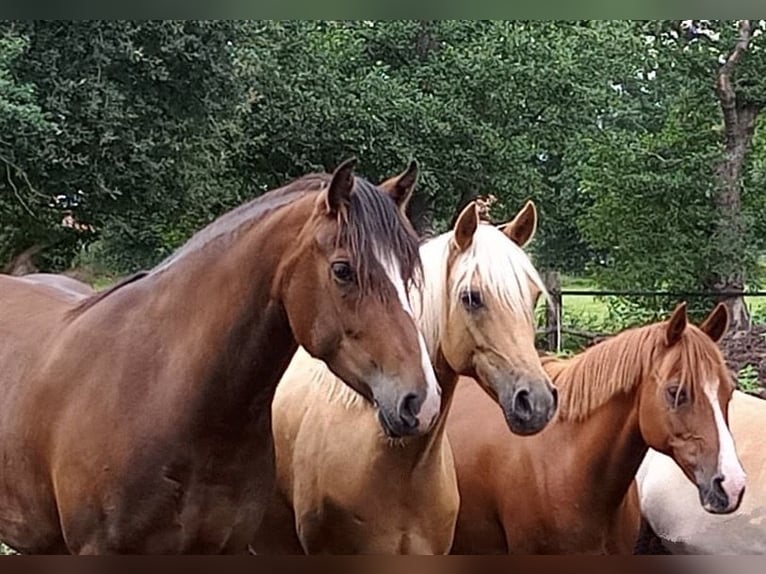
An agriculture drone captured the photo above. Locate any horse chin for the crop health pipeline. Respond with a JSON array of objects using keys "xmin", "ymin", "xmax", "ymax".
[
  {"xmin": 500, "ymin": 392, "xmax": 556, "ymax": 437},
  {"xmin": 503, "ymin": 410, "xmax": 549, "ymax": 437}
]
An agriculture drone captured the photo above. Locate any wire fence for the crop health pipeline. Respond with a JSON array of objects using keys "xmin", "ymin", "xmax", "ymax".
[{"xmin": 538, "ymin": 274, "xmax": 766, "ymax": 353}]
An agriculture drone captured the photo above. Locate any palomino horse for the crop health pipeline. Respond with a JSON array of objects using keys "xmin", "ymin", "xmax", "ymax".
[
  {"xmin": 448, "ymin": 302, "xmax": 746, "ymax": 554},
  {"xmin": 635, "ymin": 390, "xmax": 765, "ymax": 554},
  {"xmin": 0, "ymin": 159, "xmax": 442, "ymax": 554},
  {"xmin": 251, "ymin": 199, "xmax": 558, "ymax": 554}
]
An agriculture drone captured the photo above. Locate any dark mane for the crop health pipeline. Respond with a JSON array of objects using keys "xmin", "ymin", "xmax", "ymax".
[
  {"xmin": 340, "ymin": 177, "xmax": 422, "ymax": 296},
  {"xmin": 68, "ymin": 271, "xmax": 149, "ymax": 316},
  {"xmin": 66, "ymin": 171, "xmax": 421, "ymax": 314},
  {"xmin": 152, "ymin": 174, "xmax": 330, "ymax": 268}
]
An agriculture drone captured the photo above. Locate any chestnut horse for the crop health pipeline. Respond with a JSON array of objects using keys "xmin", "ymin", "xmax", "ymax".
[
  {"xmin": 636, "ymin": 390, "xmax": 765, "ymax": 554},
  {"xmin": 251, "ymin": 199, "xmax": 558, "ymax": 554},
  {"xmin": 448, "ymin": 302, "xmax": 746, "ymax": 554},
  {"xmin": 0, "ymin": 159, "xmax": 441, "ymax": 554}
]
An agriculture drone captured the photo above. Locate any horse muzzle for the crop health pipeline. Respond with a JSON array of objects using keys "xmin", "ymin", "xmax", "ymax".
[
  {"xmin": 500, "ymin": 377, "xmax": 558, "ymax": 436},
  {"xmin": 375, "ymin": 389, "xmax": 430, "ymax": 439},
  {"xmin": 698, "ymin": 473, "xmax": 746, "ymax": 514}
]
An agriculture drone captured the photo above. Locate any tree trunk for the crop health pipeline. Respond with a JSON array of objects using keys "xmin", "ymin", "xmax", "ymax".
[{"xmin": 713, "ymin": 20, "xmax": 759, "ymax": 332}]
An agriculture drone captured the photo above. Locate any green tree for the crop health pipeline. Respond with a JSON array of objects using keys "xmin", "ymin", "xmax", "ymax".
[
  {"xmin": 578, "ymin": 20, "xmax": 766, "ymax": 327},
  {"xmin": 1, "ymin": 20, "xmax": 251, "ymax": 272},
  {"xmin": 0, "ymin": 31, "xmax": 60, "ymax": 270}
]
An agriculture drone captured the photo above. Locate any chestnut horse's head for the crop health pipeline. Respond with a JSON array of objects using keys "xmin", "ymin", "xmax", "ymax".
[
  {"xmin": 274, "ymin": 158, "xmax": 440, "ymax": 438},
  {"xmin": 638, "ymin": 302, "xmax": 746, "ymax": 514},
  {"xmin": 414, "ymin": 200, "xmax": 557, "ymax": 435}
]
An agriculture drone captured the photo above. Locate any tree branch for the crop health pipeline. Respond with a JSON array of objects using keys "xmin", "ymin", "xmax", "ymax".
[
  {"xmin": 0, "ymin": 153, "xmax": 48, "ymax": 200},
  {"xmin": 5, "ymin": 162, "xmax": 35, "ymax": 218},
  {"xmin": 717, "ymin": 20, "xmax": 752, "ymax": 148}
]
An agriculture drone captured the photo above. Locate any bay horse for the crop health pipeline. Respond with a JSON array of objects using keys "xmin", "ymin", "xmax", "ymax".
[
  {"xmin": 447, "ymin": 302, "xmax": 746, "ymax": 554},
  {"xmin": 251, "ymin": 199, "xmax": 558, "ymax": 554},
  {"xmin": 0, "ymin": 158, "xmax": 441, "ymax": 554},
  {"xmin": 636, "ymin": 390, "xmax": 765, "ymax": 554}
]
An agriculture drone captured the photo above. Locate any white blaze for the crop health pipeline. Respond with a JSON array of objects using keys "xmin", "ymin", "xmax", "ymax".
[
  {"xmin": 704, "ymin": 383, "xmax": 747, "ymax": 511},
  {"xmin": 378, "ymin": 252, "xmax": 441, "ymax": 431}
]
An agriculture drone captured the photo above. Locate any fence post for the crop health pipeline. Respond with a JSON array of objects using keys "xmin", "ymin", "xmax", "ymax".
[{"xmin": 544, "ymin": 271, "xmax": 562, "ymax": 353}]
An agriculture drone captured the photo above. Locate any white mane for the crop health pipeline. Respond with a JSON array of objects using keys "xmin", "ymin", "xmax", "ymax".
[{"xmin": 411, "ymin": 222, "xmax": 548, "ymax": 359}]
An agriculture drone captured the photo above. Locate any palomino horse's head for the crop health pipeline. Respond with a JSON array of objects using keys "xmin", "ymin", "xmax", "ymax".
[
  {"xmin": 275, "ymin": 158, "xmax": 440, "ymax": 438},
  {"xmin": 416, "ymin": 200, "xmax": 557, "ymax": 435},
  {"xmin": 638, "ymin": 302, "xmax": 746, "ymax": 514}
]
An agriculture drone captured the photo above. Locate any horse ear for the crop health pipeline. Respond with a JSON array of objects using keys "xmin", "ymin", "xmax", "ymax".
[
  {"xmin": 699, "ymin": 302, "xmax": 729, "ymax": 343},
  {"xmin": 500, "ymin": 201, "xmax": 537, "ymax": 247},
  {"xmin": 325, "ymin": 157, "xmax": 357, "ymax": 215},
  {"xmin": 453, "ymin": 201, "xmax": 479, "ymax": 251},
  {"xmin": 379, "ymin": 159, "xmax": 418, "ymax": 214},
  {"xmin": 665, "ymin": 302, "xmax": 688, "ymax": 347}
]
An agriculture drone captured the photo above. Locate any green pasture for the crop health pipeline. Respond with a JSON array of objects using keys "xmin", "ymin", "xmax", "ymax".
[{"xmin": 559, "ymin": 275, "xmax": 766, "ymax": 326}]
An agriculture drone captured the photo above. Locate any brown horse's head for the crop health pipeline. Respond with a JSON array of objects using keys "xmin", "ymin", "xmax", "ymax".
[
  {"xmin": 638, "ymin": 302, "xmax": 746, "ymax": 514},
  {"xmin": 274, "ymin": 158, "xmax": 440, "ymax": 438},
  {"xmin": 415, "ymin": 200, "xmax": 557, "ymax": 435}
]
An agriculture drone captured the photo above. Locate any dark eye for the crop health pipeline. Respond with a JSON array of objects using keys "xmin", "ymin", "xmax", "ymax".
[
  {"xmin": 460, "ymin": 290, "xmax": 483, "ymax": 311},
  {"xmin": 331, "ymin": 261, "xmax": 355, "ymax": 283},
  {"xmin": 667, "ymin": 384, "xmax": 688, "ymax": 407}
]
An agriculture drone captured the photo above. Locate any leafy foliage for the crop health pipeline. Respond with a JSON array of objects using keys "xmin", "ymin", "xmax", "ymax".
[
  {"xmin": 737, "ymin": 363, "xmax": 761, "ymax": 394},
  {"xmin": 1, "ymin": 21, "xmax": 250, "ymax": 272},
  {"xmin": 0, "ymin": 20, "xmax": 765, "ymax": 315},
  {"xmin": 0, "ymin": 32, "xmax": 59, "ymax": 267}
]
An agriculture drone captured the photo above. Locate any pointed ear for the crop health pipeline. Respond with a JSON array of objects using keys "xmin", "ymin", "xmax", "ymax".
[
  {"xmin": 379, "ymin": 159, "xmax": 418, "ymax": 214},
  {"xmin": 453, "ymin": 201, "xmax": 479, "ymax": 251},
  {"xmin": 699, "ymin": 302, "xmax": 729, "ymax": 343},
  {"xmin": 325, "ymin": 157, "xmax": 357, "ymax": 215},
  {"xmin": 499, "ymin": 200, "xmax": 537, "ymax": 247},
  {"xmin": 665, "ymin": 302, "xmax": 689, "ymax": 347}
]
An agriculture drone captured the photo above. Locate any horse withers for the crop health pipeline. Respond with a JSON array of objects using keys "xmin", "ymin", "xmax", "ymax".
[
  {"xmin": 251, "ymin": 198, "xmax": 557, "ymax": 554},
  {"xmin": 447, "ymin": 302, "xmax": 745, "ymax": 554},
  {"xmin": 0, "ymin": 158, "xmax": 440, "ymax": 554}
]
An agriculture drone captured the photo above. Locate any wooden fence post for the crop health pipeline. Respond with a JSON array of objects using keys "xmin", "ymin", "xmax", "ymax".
[{"xmin": 544, "ymin": 271, "xmax": 562, "ymax": 353}]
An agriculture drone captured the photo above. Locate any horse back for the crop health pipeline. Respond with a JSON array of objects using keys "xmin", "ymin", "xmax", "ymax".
[
  {"xmin": 16, "ymin": 273, "xmax": 95, "ymax": 299},
  {"xmin": 0, "ymin": 274, "xmax": 79, "ymax": 384}
]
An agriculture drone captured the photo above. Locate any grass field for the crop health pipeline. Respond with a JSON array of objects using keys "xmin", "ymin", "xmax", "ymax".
[{"xmin": 559, "ymin": 275, "xmax": 611, "ymax": 324}]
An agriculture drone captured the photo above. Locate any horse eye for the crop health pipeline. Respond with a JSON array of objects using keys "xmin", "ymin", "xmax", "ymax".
[
  {"xmin": 460, "ymin": 290, "xmax": 483, "ymax": 311},
  {"xmin": 667, "ymin": 385, "xmax": 688, "ymax": 407},
  {"xmin": 331, "ymin": 261, "xmax": 354, "ymax": 283}
]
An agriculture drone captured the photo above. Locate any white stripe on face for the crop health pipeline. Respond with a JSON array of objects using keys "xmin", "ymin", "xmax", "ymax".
[
  {"xmin": 704, "ymin": 382, "xmax": 746, "ymax": 511},
  {"xmin": 377, "ymin": 252, "xmax": 441, "ymax": 431}
]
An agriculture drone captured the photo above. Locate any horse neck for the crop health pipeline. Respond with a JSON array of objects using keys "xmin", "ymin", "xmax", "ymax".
[
  {"xmin": 558, "ymin": 379, "xmax": 647, "ymax": 511},
  {"xmin": 135, "ymin": 200, "xmax": 311, "ymax": 427}
]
